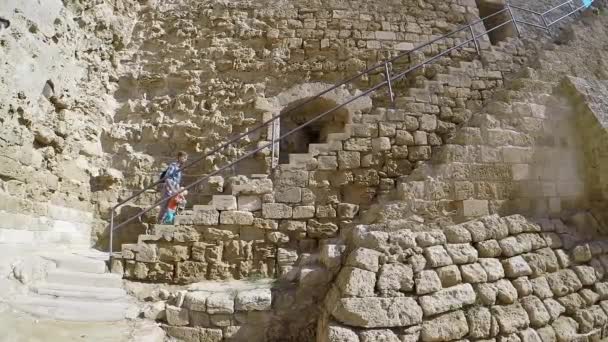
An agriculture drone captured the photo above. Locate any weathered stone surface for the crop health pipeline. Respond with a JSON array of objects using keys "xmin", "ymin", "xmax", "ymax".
[
  {"xmin": 479, "ymin": 257, "xmax": 505, "ymax": 281},
  {"xmin": 419, "ymin": 284, "xmax": 476, "ymax": 316},
  {"xmin": 206, "ymin": 292, "xmax": 235, "ymax": 314},
  {"xmin": 513, "ymin": 277, "xmax": 533, "ymax": 297},
  {"xmin": 415, "ymin": 270, "xmax": 442, "ymax": 295},
  {"xmin": 359, "ymin": 329, "xmax": 400, "ymax": 342},
  {"xmin": 496, "ymin": 279, "xmax": 519, "ymax": 304},
  {"xmin": 324, "ymin": 323, "xmax": 360, "ymax": 342},
  {"xmin": 166, "ymin": 305, "xmax": 190, "ymax": 326},
  {"xmin": 521, "ymin": 296, "xmax": 551, "ymax": 327},
  {"xmin": 219, "ymin": 211, "xmax": 254, "ymax": 225},
  {"xmin": 416, "ymin": 231, "xmax": 446, "ymax": 247},
  {"xmin": 421, "ymin": 310, "xmax": 469, "ymax": 342},
  {"xmin": 503, "ymin": 256, "xmax": 533, "ymax": 278},
  {"xmin": 466, "ymin": 306, "xmax": 492, "ymax": 339},
  {"xmin": 436, "ymin": 265, "xmax": 462, "ymax": 287},
  {"xmin": 262, "ymin": 203, "xmax": 292, "ymax": 219},
  {"xmin": 332, "ymin": 297, "xmax": 423, "ymax": 328},
  {"xmin": 477, "ymin": 239, "xmax": 502, "ymax": 257},
  {"xmin": 307, "ymin": 220, "xmax": 339, "ymax": 238},
  {"xmin": 423, "ymin": 246, "xmax": 453, "ymax": 268},
  {"xmin": 492, "ymin": 303, "xmax": 530, "ymax": 334},
  {"xmin": 346, "ymin": 248, "xmax": 381, "ymax": 273},
  {"xmin": 337, "ymin": 267, "xmax": 376, "ymax": 297},
  {"xmin": 377, "ymin": 263, "xmax": 414, "ymax": 293},
  {"xmin": 546, "ymin": 269, "xmax": 583, "ymax": 297},
  {"xmin": 572, "ymin": 265, "xmax": 598, "ymax": 286},
  {"xmin": 184, "ymin": 292, "xmax": 211, "ymax": 311},
  {"xmin": 443, "ymin": 224, "xmax": 472, "ymax": 243},
  {"xmin": 445, "ymin": 243, "xmax": 478, "ymax": 264},
  {"xmin": 235, "ymin": 289, "xmax": 271, "ymax": 311},
  {"xmin": 461, "ymin": 263, "xmax": 488, "ymax": 283}
]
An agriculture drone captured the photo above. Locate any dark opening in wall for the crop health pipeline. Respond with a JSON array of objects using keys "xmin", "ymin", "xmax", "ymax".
[
  {"xmin": 279, "ymin": 97, "xmax": 348, "ymax": 164},
  {"xmin": 476, "ymin": 0, "xmax": 516, "ymax": 45}
]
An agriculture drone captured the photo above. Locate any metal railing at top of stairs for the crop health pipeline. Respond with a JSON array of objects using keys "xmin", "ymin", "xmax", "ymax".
[{"xmin": 108, "ymin": 0, "xmax": 595, "ymax": 259}]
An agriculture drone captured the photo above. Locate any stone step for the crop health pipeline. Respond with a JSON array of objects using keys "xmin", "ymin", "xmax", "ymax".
[
  {"xmin": 46, "ymin": 269, "xmax": 123, "ymax": 289},
  {"xmin": 40, "ymin": 253, "xmax": 107, "ymax": 274},
  {"xmin": 289, "ymin": 153, "xmax": 314, "ymax": 166},
  {"xmin": 32, "ymin": 282, "xmax": 128, "ymax": 301},
  {"xmin": 11, "ymin": 294, "xmax": 131, "ymax": 322}
]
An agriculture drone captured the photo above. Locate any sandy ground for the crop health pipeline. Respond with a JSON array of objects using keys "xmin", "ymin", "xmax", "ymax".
[{"xmin": 0, "ymin": 303, "xmax": 145, "ymax": 342}]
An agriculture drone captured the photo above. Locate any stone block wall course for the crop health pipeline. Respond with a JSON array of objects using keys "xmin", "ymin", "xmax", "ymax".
[{"xmin": 319, "ymin": 214, "xmax": 608, "ymax": 342}]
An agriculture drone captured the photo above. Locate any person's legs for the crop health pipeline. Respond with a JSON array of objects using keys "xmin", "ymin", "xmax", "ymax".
[{"xmin": 157, "ymin": 186, "xmax": 171, "ymax": 223}]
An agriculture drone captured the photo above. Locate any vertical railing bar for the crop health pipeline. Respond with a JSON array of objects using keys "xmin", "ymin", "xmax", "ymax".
[
  {"xmin": 469, "ymin": 22, "xmax": 481, "ymax": 56},
  {"xmin": 539, "ymin": 12, "xmax": 549, "ymax": 29},
  {"xmin": 270, "ymin": 116, "xmax": 277, "ymax": 169},
  {"xmin": 506, "ymin": 1, "xmax": 522, "ymax": 37},
  {"xmin": 109, "ymin": 209, "xmax": 114, "ymax": 262},
  {"xmin": 384, "ymin": 61, "xmax": 395, "ymax": 107}
]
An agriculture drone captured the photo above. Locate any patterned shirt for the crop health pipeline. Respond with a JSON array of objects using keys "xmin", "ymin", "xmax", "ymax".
[{"xmin": 164, "ymin": 162, "xmax": 182, "ymax": 193}]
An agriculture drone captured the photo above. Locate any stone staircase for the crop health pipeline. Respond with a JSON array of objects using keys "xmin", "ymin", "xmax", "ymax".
[{"xmin": 9, "ymin": 249, "xmax": 135, "ymax": 322}]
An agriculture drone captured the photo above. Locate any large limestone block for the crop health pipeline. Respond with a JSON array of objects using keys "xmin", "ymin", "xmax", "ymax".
[
  {"xmin": 546, "ymin": 269, "xmax": 583, "ymax": 297},
  {"xmin": 456, "ymin": 200, "xmax": 489, "ymax": 218},
  {"xmin": 192, "ymin": 206, "xmax": 220, "ymax": 225},
  {"xmin": 359, "ymin": 329, "xmax": 400, "ymax": 342},
  {"xmin": 423, "ymin": 246, "xmax": 453, "ymax": 268},
  {"xmin": 520, "ymin": 296, "xmax": 551, "ymax": 327},
  {"xmin": 419, "ymin": 283, "xmax": 476, "ymax": 316},
  {"xmin": 466, "ymin": 306, "xmax": 492, "ymax": 339},
  {"xmin": 307, "ymin": 220, "xmax": 338, "ymax": 238},
  {"xmin": 421, "ymin": 310, "xmax": 468, "ymax": 342},
  {"xmin": 445, "ymin": 243, "xmax": 478, "ymax": 264},
  {"xmin": 346, "ymin": 248, "xmax": 381, "ymax": 273},
  {"xmin": 206, "ymin": 292, "xmax": 235, "ymax": 314},
  {"xmin": 323, "ymin": 323, "xmax": 360, "ymax": 342},
  {"xmin": 376, "ymin": 263, "xmax": 414, "ymax": 293},
  {"xmin": 232, "ymin": 178, "xmax": 273, "ymax": 195},
  {"xmin": 479, "ymin": 258, "xmax": 505, "ymax": 281},
  {"xmin": 184, "ymin": 292, "xmax": 211, "ymax": 311},
  {"xmin": 461, "ymin": 263, "xmax": 488, "ymax": 283},
  {"xmin": 262, "ymin": 203, "xmax": 292, "ymax": 219},
  {"xmin": 337, "ymin": 267, "xmax": 376, "ymax": 297},
  {"xmin": 502, "ymin": 256, "xmax": 533, "ymax": 278},
  {"xmin": 492, "ymin": 303, "xmax": 530, "ymax": 334},
  {"xmin": 332, "ymin": 297, "xmax": 423, "ymax": 328},
  {"xmin": 166, "ymin": 305, "xmax": 190, "ymax": 326},
  {"xmin": 415, "ymin": 270, "xmax": 442, "ymax": 295},
  {"xmin": 212, "ymin": 195, "xmax": 237, "ymax": 210},
  {"xmin": 235, "ymin": 288, "xmax": 271, "ymax": 311},
  {"xmin": 219, "ymin": 211, "xmax": 254, "ymax": 225}
]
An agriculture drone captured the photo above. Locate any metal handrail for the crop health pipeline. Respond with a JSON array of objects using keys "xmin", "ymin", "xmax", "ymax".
[{"xmin": 108, "ymin": 0, "xmax": 594, "ymax": 258}]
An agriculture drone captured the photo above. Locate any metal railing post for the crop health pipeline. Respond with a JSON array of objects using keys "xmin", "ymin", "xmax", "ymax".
[
  {"xmin": 384, "ymin": 61, "xmax": 395, "ymax": 107},
  {"xmin": 468, "ymin": 22, "xmax": 481, "ymax": 55},
  {"xmin": 270, "ymin": 114, "xmax": 277, "ymax": 169},
  {"xmin": 109, "ymin": 209, "xmax": 114, "ymax": 262},
  {"xmin": 539, "ymin": 13, "xmax": 549, "ymax": 29},
  {"xmin": 505, "ymin": 1, "xmax": 522, "ymax": 37}
]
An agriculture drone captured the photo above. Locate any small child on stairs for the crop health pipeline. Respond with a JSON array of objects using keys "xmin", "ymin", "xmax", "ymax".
[{"xmin": 162, "ymin": 188, "xmax": 188, "ymax": 225}]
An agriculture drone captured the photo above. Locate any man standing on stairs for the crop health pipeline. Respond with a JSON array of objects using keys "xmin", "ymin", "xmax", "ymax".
[{"xmin": 157, "ymin": 151, "xmax": 188, "ymax": 223}]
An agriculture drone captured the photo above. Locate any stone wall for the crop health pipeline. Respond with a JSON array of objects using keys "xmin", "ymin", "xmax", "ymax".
[
  {"xmin": 318, "ymin": 214, "xmax": 608, "ymax": 342},
  {"xmin": 0, "ymin": 0, "xmax": 137, "ymax": 246}
]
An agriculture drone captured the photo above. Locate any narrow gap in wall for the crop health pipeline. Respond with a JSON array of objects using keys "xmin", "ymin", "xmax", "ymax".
[{"xmin": 475, "ymin": 0, "xmax": 515, "ymax": 45}]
